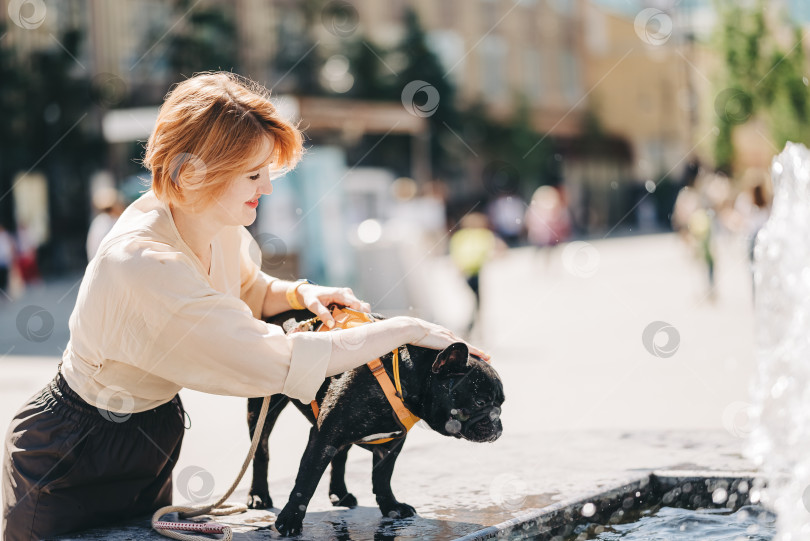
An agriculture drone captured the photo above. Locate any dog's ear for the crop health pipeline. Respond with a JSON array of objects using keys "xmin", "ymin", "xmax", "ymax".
[{"xmin": 431, "ymin": 342, "xmax": 470, "ymax": 374}]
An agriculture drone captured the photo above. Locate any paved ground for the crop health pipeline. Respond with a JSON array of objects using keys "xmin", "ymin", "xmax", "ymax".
[{"xmin": 0, "ymin": 232, "xmax": 759, "ymax": 539}]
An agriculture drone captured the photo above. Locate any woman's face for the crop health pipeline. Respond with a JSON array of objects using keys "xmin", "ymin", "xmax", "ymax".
[{"xmin": 212, "ymin": 136, "xmax": 276, "ymax": 227}]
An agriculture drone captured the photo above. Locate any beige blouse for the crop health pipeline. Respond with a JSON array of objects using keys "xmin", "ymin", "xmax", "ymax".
[{"xmin": 61, "ymin": 189, "xmax": 333, "ymax": 413}]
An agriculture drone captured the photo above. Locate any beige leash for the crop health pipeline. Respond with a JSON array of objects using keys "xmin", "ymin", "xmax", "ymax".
[{"xmin": 151, "ymin": 395, "xmax": 271, "ymax": 541}]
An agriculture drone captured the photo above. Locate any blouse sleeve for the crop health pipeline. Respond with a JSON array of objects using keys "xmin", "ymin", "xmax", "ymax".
[
  {"xmin": 237, "ymin": 226, "xmax": 276, "ymax": 319},
  {"xmin": 115, "ymin": 243, "xmax": 333, "ymax": 401}
]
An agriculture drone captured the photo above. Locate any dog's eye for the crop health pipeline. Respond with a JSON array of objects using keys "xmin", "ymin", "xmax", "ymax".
[{"xmin": 474, "ymin": 398, "xmax": 487, "ymax": 408}]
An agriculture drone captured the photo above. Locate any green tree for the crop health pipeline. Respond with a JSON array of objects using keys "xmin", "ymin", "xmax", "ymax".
[
  {"xmin": 271, "ymin": 0, "xmax": 324, "ymax": 95},
  {"xmin": 337, "ymin": 8, "xmax": 462, "ymax": 178},
  {"xmin": 167, "ymin": 0, "xmax": 237, "ymax": 80},
  {"xmin": 0, "ymin": 22, "xmax": 30, "ymax": 227},
  {"xmin": 0, "ymin": 25, "xmax": 104, "ymax": 270},
  {"xmin": 396, "ymin": 9, "xmax": 459, "ymax": 178},
  {"xmin": 713, "ymin": 0, "xmax": 810, "ymax": 172}
]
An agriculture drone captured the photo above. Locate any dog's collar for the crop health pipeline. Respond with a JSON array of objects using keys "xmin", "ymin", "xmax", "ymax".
[{"xmin": 308, "ymin": 305, "xmax": 420, "ymax": 444}]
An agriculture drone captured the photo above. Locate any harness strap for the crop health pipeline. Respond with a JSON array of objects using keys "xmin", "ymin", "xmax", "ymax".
[
  {"xmin": 308, "ymin": 306, "xmax": 420, "ymax": 443},
  {"xmin": 368, "ymin": 350, "xmax": 420, "ymax": 433}
]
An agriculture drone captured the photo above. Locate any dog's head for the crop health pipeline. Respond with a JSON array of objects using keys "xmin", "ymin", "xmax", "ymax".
[{"xmin": 420, "ymin": 342, "xmax": 504, "ymax": 443}]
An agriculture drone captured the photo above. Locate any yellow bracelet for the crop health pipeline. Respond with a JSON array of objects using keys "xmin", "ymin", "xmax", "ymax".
[{"xmin": 286, "ymin": 279, "xmax": 312, "ymax": 310}]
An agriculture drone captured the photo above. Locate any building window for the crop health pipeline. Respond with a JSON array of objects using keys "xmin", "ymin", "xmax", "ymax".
[
  {"xmin": 438, "ymin": 0, "xmax": 456, "ymax": 27},
  {"xmin": 390, "ymin": 0, "xmax": 407, "ymax": 23},
  {"xmin": 480, "ymin": 0, "xmax": 498, "ymax": 34},
  {"xmin": 480, "ymin": 35, "xmax": 508, "ymax": 102},
  {"xmin": 559, "ymin": 47, "xmax": 582, "ymax": 105},
  {"xmin": 426, "ymin": 30, "xmax": 465, "ymax": 83},
  {"xmin": 523, "ymin": 48, "xmax": 544, "ymax": 104}
]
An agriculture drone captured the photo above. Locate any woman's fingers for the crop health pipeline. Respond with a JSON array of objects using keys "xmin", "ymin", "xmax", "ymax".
[
  {"xmin": 465, "ymin": 343, "xmax": 491, "ymax": 361},
  {"xmin": 308, "ymin": 286, "xmax": 371, "ymax": 314},
  {"xmin": 310, "ymin": 301, "xmax": 335, "ymax": 328},
  {"xmin": 336, "ymin": 288, "xmax": 371, "ymax": 313},
  {"xmin": 344, "ymin": 297, "xmax": 371, "ymax": 313},
  {"xmin": 405, "ymin": 319, "xmax": 486, "ymax": 359}
]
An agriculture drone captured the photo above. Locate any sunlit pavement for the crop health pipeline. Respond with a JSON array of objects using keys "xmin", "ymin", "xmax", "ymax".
[{"xmin": 1, "ymin": 232, "xmax": 758, "ymax": 539}]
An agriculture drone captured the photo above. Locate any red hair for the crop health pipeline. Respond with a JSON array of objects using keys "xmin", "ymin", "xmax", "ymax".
[{"xmin": 143, "ymin": 72, "xmax": 303, "ymax": 211}]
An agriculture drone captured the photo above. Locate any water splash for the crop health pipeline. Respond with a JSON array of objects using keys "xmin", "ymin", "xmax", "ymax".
[{"xmin": 747, "ymin": 142, "xmax": 810, "ymax": 540}]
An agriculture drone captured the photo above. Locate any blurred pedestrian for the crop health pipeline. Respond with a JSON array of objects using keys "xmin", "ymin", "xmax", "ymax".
[
  {"xmin": 672, "ymin": 172, "xmax": 716, "ymax": 300},
  {"xmin": 0, "ymin": 224, "xmax": 16, "ymax": 301},
  {"xmin": 2, "ymin": 71, "xmax": 488, "ymax": 541},
  {"xmin": 487, "ymin": 193, "xmax": 525, "ymax": 247},
  {"xmin": 15, "ymin": 221, "xmax": 41, "ymax": 286},
  {"xmin": 449, "ymin": 212, "xmax": 506, "ymax": 336},
  {"xmin": 734, "ymin": 183, "xmax": 770, "ymax": 263},
  {"xmin": 525, "ymin": 185, "xmax": 571, "ymax": 264},
  {"xmin": 86, "ymin": 186, "xmax": 125, "ymax": 261},
  {"xmin": 733, "ymin": 181, "xmax": 771, "ymax": 298}
]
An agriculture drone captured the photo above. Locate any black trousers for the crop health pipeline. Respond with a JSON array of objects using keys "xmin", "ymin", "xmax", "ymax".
[{"xmin": 2, "ymin": 371, "xmax": 185, "ymax": 541}]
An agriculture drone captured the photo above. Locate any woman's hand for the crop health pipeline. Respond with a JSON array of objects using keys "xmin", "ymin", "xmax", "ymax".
[
  {"xmin": 402, "ymin": 316, "xmax": 491, "ymax": 361},
  {"xmin": 297, "ymin": 284, "xmax": 371, "ymax": 328}
]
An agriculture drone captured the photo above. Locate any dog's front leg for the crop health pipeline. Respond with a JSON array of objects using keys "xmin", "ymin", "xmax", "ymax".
[
  {"xmin": 371, "ymin": 438, "xmax": 416, "ymax": 519},
  {"xmin": 275, "ymin": 427, "xmax": 342, "ymax": 537},
  {"xmin": 328, "ymin": 445, "xmax": 358, "ymax": 507}
]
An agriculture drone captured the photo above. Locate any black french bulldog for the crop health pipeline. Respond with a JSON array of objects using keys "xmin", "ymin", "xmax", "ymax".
[{"xmin": 246, "ymin": 308, "xmax": 505, "ymax": 537}]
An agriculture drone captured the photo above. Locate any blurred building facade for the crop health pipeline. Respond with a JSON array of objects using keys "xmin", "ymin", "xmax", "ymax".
[
  {"xmin": 359, "ymin": 0, "xmax": 587, "ymax": 136},
  {"xmin": 1, "ymin": 0, "xmax": 703, "ymax": 176},
  {"xmin": 2, "ymin": 0, "xmax": 780, "ymax": 280}
]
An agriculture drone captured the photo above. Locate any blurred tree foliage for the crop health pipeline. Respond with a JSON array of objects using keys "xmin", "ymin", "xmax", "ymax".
[
  {"xmin": 271, "ymin": 0, "xmax": 322, "ymax": 95},
  {"xmin": 167, "ymin": 0, "xmax": 237, "ymax": 80},
  {"xmin": 713, "ymin": 0, "xmax": 810, "ymax": 173},
  {"xmin": 0, "ymin": 23, "xmax": 25, "ymax": 229},
  {"xmin": 0, "ymin": 24, "xmax": 102, "ymax": 271},
  {"xmin": 343, "ymin": 8, "xmax": 460, "ymax": 179},
  {"xmin": 340, "ymin": 8, "xmax": 553, "ymax": 194}
]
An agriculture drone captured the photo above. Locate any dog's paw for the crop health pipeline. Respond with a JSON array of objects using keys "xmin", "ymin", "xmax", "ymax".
[
  {"xmin": 379, "ymin": 500, "xmax": 417, "ymax": 519},
  {"xmin": 247, "ymin": 491, "xmax": 272, "ymax": 509},
  {"xmin": 274, "ymin": 504, "xmax": 305, "ymax": 537},
  {"xmin": 329, "ymin": 491, "xmax": 358, "ymax": 508}
]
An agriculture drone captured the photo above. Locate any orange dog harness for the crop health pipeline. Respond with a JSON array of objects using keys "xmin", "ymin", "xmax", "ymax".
[{"xmin": 308, "ymin": 306, "xmax": 420, "ymax": 444}]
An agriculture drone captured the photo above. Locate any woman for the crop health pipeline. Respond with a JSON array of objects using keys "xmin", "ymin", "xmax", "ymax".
[{"xmin": 1, "ymin": 72, "xmax": 487, "ymax": 541}]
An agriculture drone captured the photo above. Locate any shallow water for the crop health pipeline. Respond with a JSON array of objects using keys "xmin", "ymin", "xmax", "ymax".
[{"xmin": 572, "ymin": 504, "xmax": 776, "ymax": 540}]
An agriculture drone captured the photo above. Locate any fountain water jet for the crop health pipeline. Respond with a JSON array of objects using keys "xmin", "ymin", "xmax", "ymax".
[{"xmin": 747, "ymin": 142, "xmax": 810, "ymax": 540}]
